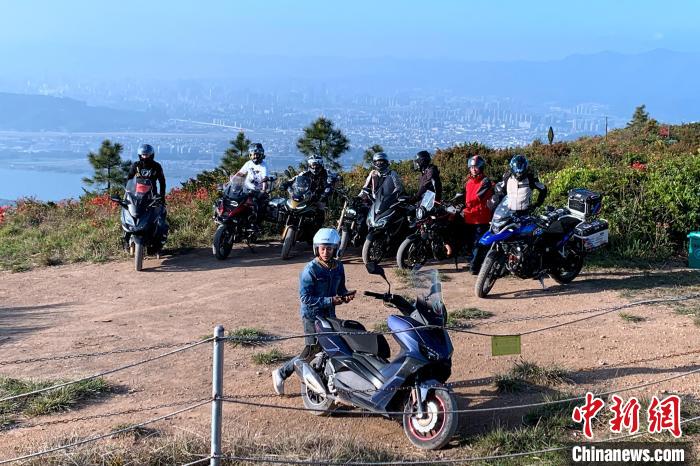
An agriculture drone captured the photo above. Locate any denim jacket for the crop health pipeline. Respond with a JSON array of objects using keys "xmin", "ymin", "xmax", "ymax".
[{"xmin": 299, "ymin": 258, "xmax": 348, "ymax": 320}]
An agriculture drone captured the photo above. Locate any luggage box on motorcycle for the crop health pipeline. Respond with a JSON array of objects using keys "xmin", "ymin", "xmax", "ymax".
[
  {"xmin": 267, "ymin": 197, "xmax": 286, "ymax": 223},
  {"xmin": 574, "ymin": 219, "xmax": 609, "ymax": 252},
  {"xmin": 568, "ymin": 189, "xmax": 602, "ymax": 219}
]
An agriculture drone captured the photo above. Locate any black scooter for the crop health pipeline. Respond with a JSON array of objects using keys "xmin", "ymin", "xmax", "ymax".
[{"xmin": 111, "ymin": 177, "xmax": 168, "ymax": 271}]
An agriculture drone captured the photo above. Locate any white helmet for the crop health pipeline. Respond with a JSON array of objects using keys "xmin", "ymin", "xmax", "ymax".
[
  {"xmin": 313, "ymin": 228, "xmax": 340, "ymax": 256},
  {"xmin": 307, "ymin": 156, "xmax": 324, "ymax": 175}
]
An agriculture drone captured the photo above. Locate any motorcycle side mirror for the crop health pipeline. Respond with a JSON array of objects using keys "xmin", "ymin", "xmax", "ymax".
[
  {"xmin": 452, "ymin": 193, "xmax": 464, "ymax": 202},
  {"xmin": 365, "ymin": 262, "xmax": 391, "ymax": 293},
  {"xmin": 109, "ymin": 196, "xmax": 121, "ymax": 203},
  {"xmin": 284, "ymin": 169, "xmax": 292, "ymax": 178}
]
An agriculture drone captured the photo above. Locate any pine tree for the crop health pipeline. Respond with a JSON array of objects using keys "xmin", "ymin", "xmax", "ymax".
[
  {"xmin": 296, "ymin": 117, "xmax": 350, "ymax": 171},
  {"xmin": 221, "ymin": 131, "xmax": 251, "ymax": 174},
  {"xmin": 547, "ymin": 126, "xmax": 554, "ymax": 145},
  {"xmin": 363, "ymin": 144, "xmax": 385, "ymax": 166},
  {"xmin": 82, "ymin": 140, "xmax": 130, "ymax": 194},
  {"xmin": 627, "ymin": 105, "xmax": 650, "ymax": 129}
]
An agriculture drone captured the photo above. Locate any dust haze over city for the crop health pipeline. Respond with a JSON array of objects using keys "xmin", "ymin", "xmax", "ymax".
[{"xmin": 1, "ymin": 0, "xmax": 699, "ymax": 201}]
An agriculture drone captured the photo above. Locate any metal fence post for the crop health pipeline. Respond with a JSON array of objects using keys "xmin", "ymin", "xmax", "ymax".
[{"xmin": 210, "ymin": 325, "xmax": 224, "ymax": 466}]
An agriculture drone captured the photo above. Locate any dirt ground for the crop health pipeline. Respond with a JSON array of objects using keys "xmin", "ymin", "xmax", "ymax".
[{"xmin": 1, "ymin": 242, "xmax": 699, "ymax": 461}]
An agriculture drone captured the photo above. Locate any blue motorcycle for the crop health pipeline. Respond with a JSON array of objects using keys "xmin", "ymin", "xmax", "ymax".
[
  {"xmin": 292, "ymin": 264, "xmax": 458, "ymax": 450},
  {"xmin": 474, "ymin": 188, "xmax": 608, "ymax": 298}
]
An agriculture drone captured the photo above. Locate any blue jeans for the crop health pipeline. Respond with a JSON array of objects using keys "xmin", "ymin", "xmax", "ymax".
[{"xmin": 279, "ymin": 317, "xmax": 317, "ymax": 380}]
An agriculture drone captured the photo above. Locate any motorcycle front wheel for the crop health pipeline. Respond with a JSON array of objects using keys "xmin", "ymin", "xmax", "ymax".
[
  {"xmin": 134, "ymin": 242, "xmax": 144, "ymax": 272},
  {"xmin": 474, "ymin": 248, "xmax": 501, "ymax": 298},
  {"xmin": 396, "ymin": 237, "xmax": 429, "ymax": 270},
  {"xmin": 281, "ymin": 227, "xmax": 296, "ymax": 260},
  {"xmin": 336, "ymin": 228, "xmax": 350, "ymax": 259},
  {"xmin": 212, "ymin": 225, "xmax": 234, "ymax": 260},
  {"xmin": 402, "ymin": 388, "xmax": 458, "ymax": 450},
  {"xmin": 362, "ymin": 237, "xmax": 385, "ymax": 265}
]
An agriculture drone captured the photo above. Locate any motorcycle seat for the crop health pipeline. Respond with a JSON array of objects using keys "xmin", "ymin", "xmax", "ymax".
[{"xmin": 325, "ymin": 318, "xmax": 391, "ymax": 359}]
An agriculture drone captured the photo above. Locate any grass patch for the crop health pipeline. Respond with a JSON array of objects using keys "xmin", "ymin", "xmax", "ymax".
[
  {"xmin": 21, "ymin": 431, "xmax": 405, "ymax": 465},
  {"xmin": 451, "ymin": 307, "xmax": 494, "ymax": 320},
  {"xmin": 392, "ymin": 268, "xmax": 412, "ymax": 287},
  {"xmin": 694, "ymin": 316, "xmax": 700, "ymax": 327},
  {"xmin": 373, "ymin": 321, "xmax": 389, "ymax": 333},
  {"xmin": 110, "ymin": 423, "xmax": 160, "ymax": 440},
  {"xmin": 251, "ymin": 348, "xmax": 287, "ymax": 365},
  {"xmin": 494, "ymin": 360, "xmax": 572, "ymax": 392},
  {"xmin": 673, "ymin": 305, "xmax": 698, "ymax": 316},
  {"xmin": 0, "ymin": 377, "xmax": 110, "ymax": 424},
  {"xmin": 618, "ymin": 312, "xmax": 646, "ymax": 323},
  {"xmin": 681, "ymin": 396, "xmax": 700, "ymax": 435},
  {"xmin": 228, "ymin": 327, "xmax": 269, "ymax": 347}
]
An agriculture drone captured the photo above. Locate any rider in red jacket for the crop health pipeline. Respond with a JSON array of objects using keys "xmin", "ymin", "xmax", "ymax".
[{"xmin": 463, "ymin": 155, "xmax": 493, "ymax": 274}]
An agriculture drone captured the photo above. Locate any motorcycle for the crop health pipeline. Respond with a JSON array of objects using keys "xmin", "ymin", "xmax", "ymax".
[
  {"xmin": 474, "ymin": 188, "xmax": 609, "ymax": 298},
  {"xmin": 211, "ymin": 176, "xmax": 274, "ymax": 260},
  {"xmin": 270, "ymin": 172, "xmax": 324, "ymax": 260},
  {"xmin": 362, "ymin": 179, "xmax": 414, "ymax": 265},
  {"xmin": 335, "ymin": 186, "xmax": 370, "ymax": 259},
  {"xmin": 292, "ymin": 263, "xmax": 458, "ymax": 450},
  {"xmin": 110, "ymin": 177, "xmax": 169, "ymax": 271},
  {"xmin": 396, "ymin": 191, "xmax": 466, "ymax": 270}
]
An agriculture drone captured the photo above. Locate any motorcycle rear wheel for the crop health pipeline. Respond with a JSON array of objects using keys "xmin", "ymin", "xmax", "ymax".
[
  {"xmin": 396, "ymin": 237, "xmax": 429, "ymax": 270},
  {"xmin": 300, "ymin": 381, "xmax": 334, "ymax": 416},
  {"xmin": 213, "ymin": 225, "xmax": 234, "ymax": 260},
  {"xmin": 550, "ymin": 251, "xmax": 584, "ymax": 284},
  {"xmin": 281, "ymin": 227, "xmax": 296, "ymax": 260},
  {"xmin": 474, "ymin": 249, "xmax": 500, "ymax": 298},
  {"xmin": 134, "ymin": 242, "xmax": 144, "ymax": 272},
  {"xmin": 402, "ymin": 388, "xmax": 458, "ymax": 450}
]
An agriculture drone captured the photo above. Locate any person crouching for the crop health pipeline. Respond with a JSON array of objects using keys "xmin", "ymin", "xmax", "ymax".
[{"xmin": 272, "ymin": 228, "xmax": 356, "ymax": 395}]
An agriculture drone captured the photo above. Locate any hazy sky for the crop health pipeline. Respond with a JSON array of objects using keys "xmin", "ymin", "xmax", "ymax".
[{"xmin": 1, "ymin": 0, "xmax": 699, "ymax": 78}]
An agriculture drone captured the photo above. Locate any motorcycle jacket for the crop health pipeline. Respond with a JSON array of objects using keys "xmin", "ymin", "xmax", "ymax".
[
  {"xmin": 127, "ymin": 160, "xmax": 166, "ymax": 197},
  {"xmin": 360, "ymin": 169, "xmax": 404, "ymax": 200},
  {"xmin": 502, "ymin": 170, "xmax": 547, "ymax": 213},
  {"xmin": 463, "ymin": 173, "xmax": 493, "ymax": 225},
  {"xmin": 299, "ymin": 258, "xmax": 349, "ymax": 319},
  {"xmin": 413, "ymin": 164, "xmax": 442, "ymax": 202}
]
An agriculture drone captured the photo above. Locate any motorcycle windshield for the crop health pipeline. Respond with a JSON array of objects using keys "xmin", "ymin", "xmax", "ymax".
[
  {"xmin": 289, "ymin": 173, "xmax": 313, "ymax": 203},
  {"xmin": 371, "ymin": 177, "xmax": 401, "ymax": 219},
  {"xmin": 125, "ymin": 177, "xmax": 154, "ymax": 212},
  {"xmin": 223, "ymin": 176, "xmax": 251, "ymax": 202},
  {"xmin": 491, "ymin": 196, "xmax": 514, "ymax": 232},
  {"xmin": 408, "ymin": 268, "xmax": 446, "ymax": 327}
]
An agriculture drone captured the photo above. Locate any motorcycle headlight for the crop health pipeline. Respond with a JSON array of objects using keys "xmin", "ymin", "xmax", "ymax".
[
  {"xmin": 124, "ymin": 213, "xmax": 136, "ymax": 226},
  {"xmin": 128, "ymin": 205, "xmax": 138, "ymax": 218},
  {"xmin": 345, "ymin": 208, "xmax": 357, "ymax": 218},
  {"xmin": 375, "ymin": 217, "xmax": 388, "ymax": 228},
  {"xmin": 228, "ymin": 200, "xmax": 239, "ymax": 208},
  {"xmin": 416, "ymin": 207, "xmax": 426, "ymax": 220}
]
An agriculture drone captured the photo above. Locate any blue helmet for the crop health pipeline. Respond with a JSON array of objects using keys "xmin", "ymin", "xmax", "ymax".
[
  {"xmin": 313, "ymin": 228, "xmax": 341, "ymax": 257},
  {"xmin": 509, "ymin": 154, "xmax": 528, "ymax": 179},
  {"xmin": 137, "ymin": 144, "xmax": 155, "ymax": 161}
]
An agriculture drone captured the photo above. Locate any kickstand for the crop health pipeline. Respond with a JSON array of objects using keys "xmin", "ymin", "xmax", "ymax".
[
  {"xmin": 245, "ymin": 240, "xmax": 256, "ymax": 253},
  {"xmin": 537, "ymin": 274, "xmax": 547, "ymax": 290},
  {"xmin": 453, "ymin": 255, "xmax": 459, "ymax": 271}
]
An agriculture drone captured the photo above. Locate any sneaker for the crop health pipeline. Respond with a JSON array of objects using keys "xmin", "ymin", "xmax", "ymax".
[{"xmin": 272, "ymin": 368, "xmax": 285, "ymax": 396}]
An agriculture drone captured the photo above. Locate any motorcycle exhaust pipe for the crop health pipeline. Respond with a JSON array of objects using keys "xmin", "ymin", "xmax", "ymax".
[{"xmin": 293, "ymin": 360, "xmax": 326, "ymax": 396}]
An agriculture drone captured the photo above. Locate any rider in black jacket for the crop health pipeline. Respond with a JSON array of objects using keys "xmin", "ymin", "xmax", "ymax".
[
  {"xmin": 411, "ymin": 150, "xmax": 442, "ymax": 203},
  {"xmin": 127, "ymin": 144, "xmax": 166, "ymax": 199}
]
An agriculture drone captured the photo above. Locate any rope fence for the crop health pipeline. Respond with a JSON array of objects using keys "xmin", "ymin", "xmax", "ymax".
[{"xmin": 1, "ymin": 292, "xmax": 699, "ymax": 465}]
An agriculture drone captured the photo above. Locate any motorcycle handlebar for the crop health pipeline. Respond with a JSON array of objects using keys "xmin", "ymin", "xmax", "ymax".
[{"xmin": 363, "ymin": 291, "xmax": 386, "ymax": 299}]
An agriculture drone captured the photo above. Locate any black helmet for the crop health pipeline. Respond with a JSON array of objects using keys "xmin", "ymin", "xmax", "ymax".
[
  {"xmin": 249, "ymin": 143, "xmax": 265, "ymax": 164},
  {"xmin": 468, "ymin": 155, "xmax": 485, "ymax": 172},
  {"xmin": 372, "ymin": 152, "xmax": 390, "ymax": 174},
  {"xmin": 137, "ymin": 144, "xmax": 155, "ymax": 161},
  {"xmin": 509, "ymin": 154, "xmax": 528, "ymax": 179},
  {"xmin": 413, "ymin": 150, "xmax": 431, "ymax": 171}
]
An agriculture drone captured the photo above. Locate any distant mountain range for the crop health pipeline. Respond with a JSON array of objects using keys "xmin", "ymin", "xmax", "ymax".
[{"xmin": 0, "ymin": 93, "xmax": 152, "ymax": 131}]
